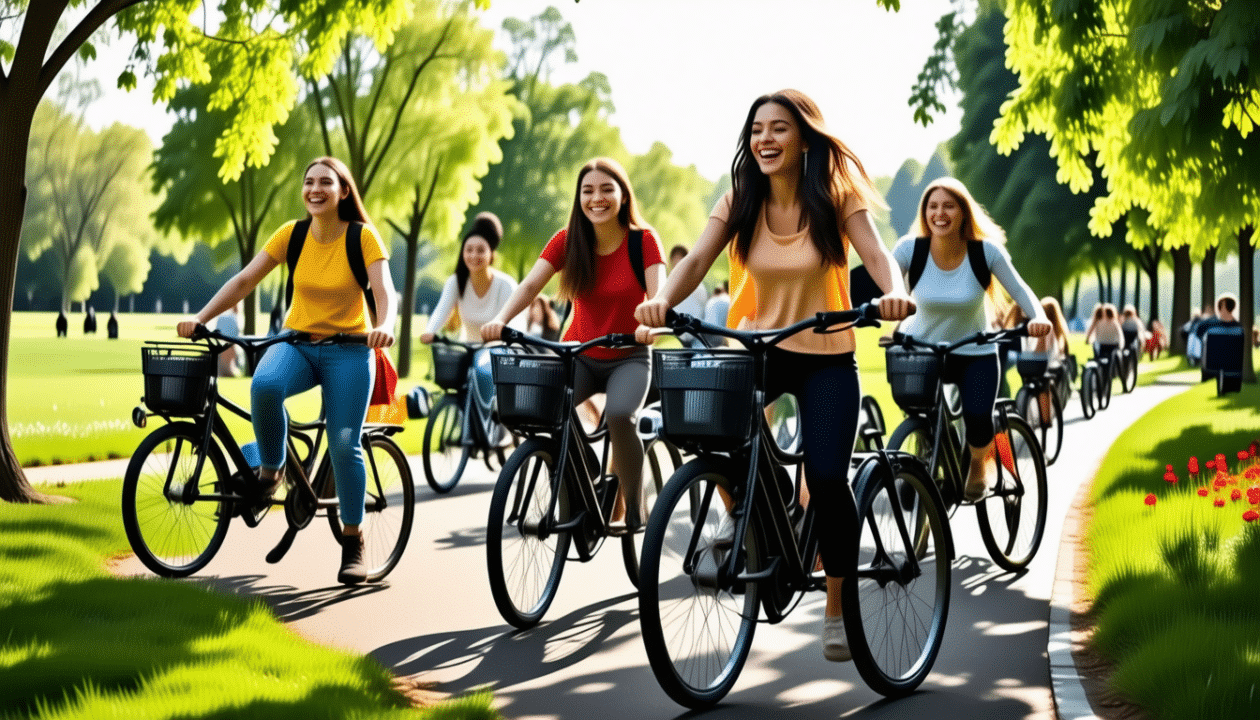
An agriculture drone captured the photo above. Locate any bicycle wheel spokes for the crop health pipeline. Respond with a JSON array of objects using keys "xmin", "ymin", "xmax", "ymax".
[
  {"xmin": 845, "ymin": 458, "xmax": 950, "ymax": 697},
  {"xmin": 977, "ymin": 419, "xmax": 1047, "ymax": 571},
  {"xmin": 486, "ymin": 439, "xmax": 570, "ymax": 628},
  {"xmin": 423, "ymin": 396, "xmax": 471, "ymax": 494},
  {"xmin": 122, "ymin": 423, "xmax": 232, "ymax": 578},
  {"xmin": 359, "ymin": 436, "xmax": 415, "ymax": 581},
  {"xmin": 639, "ymin": 460, "xmax": 758, "ymax": 709}
]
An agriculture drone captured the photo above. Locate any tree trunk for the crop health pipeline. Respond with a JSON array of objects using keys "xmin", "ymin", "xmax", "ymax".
[
  {"xmin": 1201, "ymin": 245, "xmax": 1217, "ymax": 313},
  {"xmin": 1239, "ymin": 226, "xmax": 1255, "ymax": 384},
  {"xmin": 398, "ymin": 235, "xmax": 419, "ymax": 378},
  {"xmin": 1094, "ymin": 264, "xmax": 1106, "ymax": 308},
  {"xmin": 1069, "ymin": 275, "xmax": 1081, "ymax": 319},
  {"xmin": 1118, "ymin": 260, "xmax": 1128, "ymax": 308},
  {"xmin": 1170, "ymin": 245, "xmax": 1192, "ymax": 356}
]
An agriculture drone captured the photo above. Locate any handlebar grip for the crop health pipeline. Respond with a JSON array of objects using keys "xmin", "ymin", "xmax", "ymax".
[
  {"xmin": 500, "ymin": 326, "xmax": 523, "ymax": 344},
  {"xmin": 189, "ymin": 323, "xmax": 209, "ymax": 340}
]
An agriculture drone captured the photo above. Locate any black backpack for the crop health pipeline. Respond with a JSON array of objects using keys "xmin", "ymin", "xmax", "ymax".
[
  {"xmin": 906, "ymin": 236, "xmax": 990, "ymax": 293},
  {"xmin": 283, "ymin": 219, "xmax": 377, "ymax": 323}
]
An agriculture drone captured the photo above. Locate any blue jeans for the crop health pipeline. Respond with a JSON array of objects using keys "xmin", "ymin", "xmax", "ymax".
[{"xmin": 252, "ymin": 342, "xmax": 374, "ymax": 525}]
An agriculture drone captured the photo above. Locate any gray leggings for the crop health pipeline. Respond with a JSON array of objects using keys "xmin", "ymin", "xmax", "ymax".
[{"xmin": 573, "ymin": 347, "xmax": 650, "ymax": 523}]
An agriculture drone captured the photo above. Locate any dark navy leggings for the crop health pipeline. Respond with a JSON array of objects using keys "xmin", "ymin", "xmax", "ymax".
[
  {"xmin": 765, "ymin": 347, "xmax": 860, "ymax": 579},
  {"xmin": 941, "ymin": 352, "xmax": 1000, "ymax": 448}
]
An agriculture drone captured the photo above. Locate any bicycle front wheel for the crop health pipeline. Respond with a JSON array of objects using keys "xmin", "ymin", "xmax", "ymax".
[
  {"xmin": 1015, "ymin": 387, "xmax": 1063, "ymax": 466},
  {"xmin": 1097, "ymin": 362, "xmax": 1113, "ymax": 410},
  {"xmin": 321, "ymin": 434, "xmax": 416, "ymax": 582},
  {"xmin": 121, "ymin": 422, "xmax": 232, "ymax": 578},
  {"xmin": 1120, "ymin": 350, "xmax": 1138, "ymax": 393},
  {"xmin": 423, "ymin": 395, "xmax": 471, "ymax": 494},
  {"xmin": 887, "ymin": 417, "xmax": 954, "ymax": 514},
  {"xmin": 977, "ymin": 415, "xmax": 1048, "ymax": 571},
  {"xmin": 486, "ymin": 438, "xmax": 571, "ymax": 629},
  {"xmin": 638, "ymin": 457, "xmax": 760, "ymax": 709},
  {"xmin": 1080, "ymin": 365, "xmax": 1096, "ymax": 419},
  {"xmin": 622, "ymin": 439, "xmax": 680, "ymax": 588},
  {"xmin": 844, "ymin": 455, "xmax": 951, "ymax": 697}
]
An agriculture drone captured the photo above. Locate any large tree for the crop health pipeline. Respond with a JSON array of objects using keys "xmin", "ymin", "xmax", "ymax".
[{"xmin": 0, "ymin": 0, "xmax": 414, "ymax": 503}]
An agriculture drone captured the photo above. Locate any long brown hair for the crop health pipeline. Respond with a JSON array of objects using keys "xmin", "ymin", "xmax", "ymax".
[
  {"xmin": 725, "ymin": 89, "xmax": 883, "ymax": 267},
  {"xmin": 559, "ymin": 157, "xmax": 649, "ymax": 300},
  {"xmin": 305, "ymin": 156, "xmax": 373, "ymax": 226}
]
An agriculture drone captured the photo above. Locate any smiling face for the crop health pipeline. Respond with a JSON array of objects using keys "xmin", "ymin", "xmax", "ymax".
[
  {"xmin": 579, "ymin": 168, "xmax": 625, "ymax": 228},
  {"xmin": 461, "ymin": 234, "xmax": 493, "ymax": 273},
  {"xmin": 749, "ymin": 101, "xmax": 805, "ymax": 177},
  {"xmin": 923, "ymin": 187, "xmax": 965, "ymax": 241},
  {"xmin": 303, "ymin": 163, "xmax": 348, "ymax": 219}
]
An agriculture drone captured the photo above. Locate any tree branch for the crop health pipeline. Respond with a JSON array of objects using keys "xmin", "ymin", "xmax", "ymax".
[
  {"xmin": 308, "ymin": 78, "xmax": 335, "ymax": 158},
  {"xmin": 40, "ymin": 0, "xmax": 146, "ymax": 97}
]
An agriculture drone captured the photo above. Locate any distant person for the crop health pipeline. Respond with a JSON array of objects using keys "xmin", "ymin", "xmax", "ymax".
[
  {"xmin": 1120, "ymin": 304, "xmax": 1147, "ymax": 355},
  {"xmin": 1085, "ymin": 302, "xmax": 1124, "ymax": 372},
  {"xmin": 215, "ymin": 302, "xmax": 243, "ymax": 376},
  {"xmin": 528, "ymin": 294, "xmax": 562, "ymax": 342},
  {"xmin": 107, "ymin": 311, "xmax": 119, "ymax": 339},
  {"xmin": 701, "ymin": 280, "xmax": 731, "ymax": 347},
  {"xmin": 1193, "ymin": 292, "xmax": 1241, "ymax": 340},
  {"xmin": 1145, "ymin": 319, "xmax": 1168, "ymax": 361},
  {"xmin": 55, "ymin": 310, "xmax": 67, "ymax": 337},
  {"xmin": 669, "ymin": 245, "xmax": 709, "ymax": 348},
  {"xmin": 177, "ymin": 156, "xmax": 398, "ymax": 586},
  {"xmin": 83, "ymin": 305, "xmax": 96, "ymax": 334}
]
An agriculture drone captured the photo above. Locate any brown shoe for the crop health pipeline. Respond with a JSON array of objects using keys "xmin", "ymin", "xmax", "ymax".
[
  {"xmin": 337, "ymin": 533, "xmax": 367, "ymax": 585},
  {"xmin": 252, "ymin": 468, "xmax": 283, "ymax": 498}
]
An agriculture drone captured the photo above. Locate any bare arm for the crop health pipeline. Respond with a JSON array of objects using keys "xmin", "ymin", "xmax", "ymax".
[
  {"xmin": 846, "ymin": 209, "xmax": 914, "ymax": 321},
  {"xmin": 367, "ymin": 259, "xmax": 397, "ymax": 348},
  {"xmin": 177, "ymin": 251, "xmax": 279, "ymax": 337},
  {"xmin": 481, "ymin": 258, "xmax": 557, "ymax": 341},
  {"xmin": 636, "ymin": 216, "xmax": 729, "ymax": 327}
]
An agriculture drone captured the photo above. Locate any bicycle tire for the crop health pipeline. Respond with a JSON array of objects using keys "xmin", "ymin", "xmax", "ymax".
[
  {"xmin": 1080, "ymin": 365, "xmax": 1096, "ymax": 420},
  {"xmin": 977, "ymin": 414, "xmax": 1047, "ymax": 571},
  {"xmin": 1015, "ymin": 387, "xmax": 1063, "ymax": 466},
  {"xmin": 423, "ymin": 395, "xmax": 471, "ymax": 494},
  {"xmin": 887, "ymin": 417, "xmax": 955, "ymax": 514},
  {"xmin": 1043, "ymin": 390, "xmax": 1064, "ymax": 466},
  {"xmin": 121, "ymin": 422, "xmax": 232, "ymax": 578},
  {"xmin": 1097, "ymin": 361, "xmax": 1113, "ymax": 410},
  {"xmin": 622, "ymin": 439, "xmax": 680, "ymax": 588},
  {"xmin": 321, "ymin": 434, "xmax": 416, "ymax": 582},
  {"xmin": 486, "ymin": 438, "xmax": 571, "ymax": 629},
  {"xmin": 638, "ymin": 457, "xmax": 760, "ymax": 709},
  {"xmin": 844, "ymin": 455, "xmax": 951, "ymax": 697},
  {"xmin": 1120, "ymin": 350, "xmax": 1138, "ymax": 393},
  {"xmin": 855, "ymin": 395, "xmax": 885, "ymax": 452}
]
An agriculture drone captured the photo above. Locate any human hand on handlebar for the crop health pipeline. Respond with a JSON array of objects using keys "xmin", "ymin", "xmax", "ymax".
[
  {"xmin": 1027, "ymin": 318, "xmax": 1052, "ymax": 338},
  {"xmin": 176, "ymin": 317, "xmax": 202, "ymax": 339},
  {"xmin": 419, "ymin": 332, "xmax": 435, "ymax": 344},
  {"xmin": 635, "ymin": 298, "xmax": 671, "ymax": 328},
  {"xmin": 877, "ymin": 293, "xmax": 915, "ymax": 322},
  {"xmin": 481, "ymin": 319, "xmax": 505, "ymax": 342}
]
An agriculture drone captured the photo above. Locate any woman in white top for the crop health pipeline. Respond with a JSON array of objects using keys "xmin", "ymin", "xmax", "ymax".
[
  {"xmin": 422, "ymin": 212, "xmax": 524, "ymax": 407},
  {"xmin": 1085, "ymin": 302, "xmax": 1124, "ymax": 365}
]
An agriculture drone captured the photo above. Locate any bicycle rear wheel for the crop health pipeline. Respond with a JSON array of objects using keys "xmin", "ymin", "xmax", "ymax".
[
  {"xmin": 486, "ymin": 438, "xmax": 571, "ymax": 629},
  {"xmin": 844, "ymin": 455, "xmax": 951, "ymax": 697},
  {"xmin": 977, "ymin": 415, "xmax": 1047, "ymax": 571},
  {"xmin": 623, "ymin": 439, "xmax": 680, "ymax": 587},
  {"xmin": 320, "ymin": 434, "xmax": 415, "ymax": 582},
  {"xmin": 1120, "ymin": 350, "xmax": 1138, "ymax": 393},
  {"xmin": 121, "ymin": 422, "xmax": 232, "ymax": 578},
  {"xmin": 1015, "ymin": 387, "xmax": 1063, "ymax": 466},
  {"xmin": 423, "ymin": 395, "xmax": 471, "ymax": 494},
  {"xmin": 1080, "ymin": 365, "xmax": 1096, "ymax": 419},
  {"xmin": 638, "ymin": 457, "xmax": 760, "ymax": 709},
  {"xmin": 1097, "ymin": 362, "xmax": 1113, "ymax": 410}
]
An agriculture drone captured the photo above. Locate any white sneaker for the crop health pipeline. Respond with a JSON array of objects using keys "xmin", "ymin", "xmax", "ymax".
[{"xmin": 822, "ymin": 616, "xmax": 852, "ymax": 662}]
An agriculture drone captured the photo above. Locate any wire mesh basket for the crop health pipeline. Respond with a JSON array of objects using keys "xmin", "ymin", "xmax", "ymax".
[
  {"xmin": 885, "ymin": 347, "xmax": 941, "ymax": 412},
  {"xmin": 141, "ymin": 343, "xmax": 215, "ymax": 415},
  {"xmin": 432, "ymin": 342, "xmax": 474, "ymax": 390},
  {"xmin": 653, "ymin": 349, "xmax": 755, "ymax": 447},
  {"xmin": 491, "ymin": 349, "xmax": 566, "ymax": 429}
]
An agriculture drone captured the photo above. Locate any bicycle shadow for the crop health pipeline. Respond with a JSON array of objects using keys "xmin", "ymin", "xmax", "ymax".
[
  {"xmin": 373, "ymin": 592, "xmax": 641, "ymax": 691},
  {"xmin": 430, "ymin": 525, "xmax": 488, "ymax": 552},
  {"xmin": 192, "ymin": 573, "xmax": 389, "ymax": 622}
]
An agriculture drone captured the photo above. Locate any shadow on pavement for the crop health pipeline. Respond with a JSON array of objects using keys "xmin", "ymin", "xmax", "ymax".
[{"xmin": 193, "ymin": 573, "xmax": 389, "ymax": 622}]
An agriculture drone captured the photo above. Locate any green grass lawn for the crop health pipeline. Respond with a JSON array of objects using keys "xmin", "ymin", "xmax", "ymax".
[
  {"xmin": 0, "ymin": 478, "xmax": 496, "ymax": 720},
  {"xmin": 1084, "ymin": 381, "xmax": 1260, "ymax": 720}
]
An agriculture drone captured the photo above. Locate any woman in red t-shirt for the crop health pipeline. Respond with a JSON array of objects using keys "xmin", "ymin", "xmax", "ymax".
[{"xmin": 482, "ymin": 157, "xmax": 665, "ymax": 534}]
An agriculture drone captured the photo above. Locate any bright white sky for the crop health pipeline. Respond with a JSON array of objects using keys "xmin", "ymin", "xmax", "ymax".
[{"xmin": 87, "ymin": 0, "xmax": 963, "ymax": 181}]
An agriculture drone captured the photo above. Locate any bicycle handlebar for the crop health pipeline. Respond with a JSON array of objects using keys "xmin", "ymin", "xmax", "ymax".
[
  {"xmin": 661, "ymin": 302, "xmax": 883, "ymax": 350},
  {"xmin": 890, "ymin": 324, "xmax": 1029, "ymax": 355},
  {"xmin": 187, "ymin": 324, "xmax": 369, "ymax": 352},
  {"xmin": 429, "ymin": 335, "xmax": 482, "ymax": 352},
  {"xmin": 498, "ymin": 326, "xmax": 641, "ymax": 356}
]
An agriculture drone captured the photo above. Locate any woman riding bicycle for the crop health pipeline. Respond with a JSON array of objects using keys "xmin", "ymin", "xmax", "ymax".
[
  {"xmin": 177, "ymin": 156, "xmax": 398, "ymax": 586},
  {"xmin": 635, "ymin": 89, "xmax": 913, "ymax": 663},
  {"xmin": 1085, "ymin": 302, "xmax": 1124, "ymax": 372},
  {"xmin": 422, "ymin": 211, "xmax": 525, "ymax": 430},
  {"xmin": 482, "ymin": 157, "xmax": 665, "ymax": 536},
  {"xmin": 891, "ymin": 177, "xmax": 1049, "ymax": 505}
]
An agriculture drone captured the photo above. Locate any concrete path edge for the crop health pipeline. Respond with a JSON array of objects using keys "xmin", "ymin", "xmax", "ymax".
[{"xmin": 1049, "ymin": 467, "xmax": 1100, "ymax": 720}]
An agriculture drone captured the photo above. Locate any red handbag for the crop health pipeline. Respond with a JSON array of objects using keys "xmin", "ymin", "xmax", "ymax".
[{"xmin": 370, "ymin": 347, "xmax": 397, "ymax": 406}]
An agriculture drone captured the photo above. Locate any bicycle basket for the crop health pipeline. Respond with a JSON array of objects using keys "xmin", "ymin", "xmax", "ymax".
[
  {"xmin": 141, "ymin": 343, "xmax": 215, "ymax": 415},
  {"xmin": 1015, "ymin": 353, "xmax": 1049, "ymax": 381},
  {"xmin": 491, "ymin": 349, "xmax": 565, "ymax": 429},
  {"xmin": 432, "ymin": 342, "xmax": 474, "ymax": 390},
  {"xmin": 885, "ymin": 347, "xmax": 940, "ymax": 412},
  {"xmin": 653, "ymin": 349, "xmax": 755, "ymax": 447}
]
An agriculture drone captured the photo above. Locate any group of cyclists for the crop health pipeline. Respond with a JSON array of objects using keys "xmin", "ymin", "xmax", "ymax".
[{"xmin": 172, "ymin": 88, "xmax": 1085, "ymax": 705}]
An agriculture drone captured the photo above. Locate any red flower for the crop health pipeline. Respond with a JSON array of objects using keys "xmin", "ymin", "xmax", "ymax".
[
  {"xmin": 1189, "ymin": 457, "xmax": 1200, "ymax": 474},
  {"xmin": 1198, "ymin": 487, "xmax": 1210, "ymax": 497},
  {"xmin": 1240, "ymin": 451, "xmax": 1251, "ymax": 462},
  {"xmin": 1145, "ymin": 494, "xmax": 1157, "ymax": 506},
  {"xmin": 1216, "ymin": 453, "xmax": 1228, "ymax": 466},
  {"xmin": 1166, "ymin": 464, "xmax": 1174, "ymax": 471},
  {"xmin": 1164, "ymin": 472, "xmax": 1178, "ymax": 484},
  {"xmin": 1232, "ymin": 489, "xmax": 1243, "ymax": 501},
  {"xmin": 1207, "ymin": 460, "xmax": 1217, "ymax": 470},
  {"xmin": 1244, "ymin": 510, "xmax": 1259, "ymax": 522},
  {"xmin": 1214, "ymin": 477, "xmax": 1229, "ymax": 489},
  {"xmin": 1248, "ymin": 487, "xmax": 1260, "ymax": 504},
  {"xmin": 1214, "ymin": 498, "xmax": 1226, "ymax": 507},
  {"xmin": 1249, "ymin": 443, "xmax": 1257, "ymax": 457}
]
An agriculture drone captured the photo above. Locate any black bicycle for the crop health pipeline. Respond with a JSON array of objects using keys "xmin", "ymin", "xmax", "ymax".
[
  {"xmin": 1013, "ymin": 353, "xmax": 1065, "ymax": 465},
  {"xmin": 421, "ymin": 336, "xmax": 512, "ymax": 494},
  {"xmin": 638, "ymin": 306, "xmax": 952, "ymax": 708},
  {"xmin": 484, "ymin": 328, "xmax": 682, "ymax": 629},
  {"xmin": 121, "ymin": 326, "xmax": 415, "ymax": 580},
  {"xmin": 884, "ymin": 326, "xmax": 1048, "ymax": 572}
]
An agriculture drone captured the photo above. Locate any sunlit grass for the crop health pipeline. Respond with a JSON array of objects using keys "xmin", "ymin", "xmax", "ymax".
[
  {"xmin": 1085, "ymin": 381, "xmax": 1260, "ymax": 720},
  {"xmin": 0, "ymin": 478, "xmax": 496, "ymax": 720}
]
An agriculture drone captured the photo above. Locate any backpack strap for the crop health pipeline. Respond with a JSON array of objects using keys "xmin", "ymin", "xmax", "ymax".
[
  {"xmin": 285, "ymin": 220, "xmax": 377, "ymax": 324},
  {"xmin": 628, "ymin": 228, "xmax": 647, "ymax": 292},
  {"xmin": 907, "ymin": 235, "xmax": 991, "ymax": 292}
]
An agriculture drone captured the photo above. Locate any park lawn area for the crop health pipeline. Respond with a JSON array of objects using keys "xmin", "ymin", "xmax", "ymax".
[
  {"xmin": 0, "ymin": 478, "xmax": 496, "ymax": 720},
  {"xmin": 9, "ymin": 313, "xmax": 440, "ymax": 466},
  {"xmin": 1084, "ymin": 381, "xmax": 1260, "ymax": 720}
]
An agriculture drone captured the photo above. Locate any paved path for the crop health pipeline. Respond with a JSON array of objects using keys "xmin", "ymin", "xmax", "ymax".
[{"xmin": 87, "ymin": 378, "xmax": 1190, "ymax": 720}]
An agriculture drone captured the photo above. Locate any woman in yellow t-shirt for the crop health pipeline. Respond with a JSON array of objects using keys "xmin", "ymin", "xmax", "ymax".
[
  {"xmin": 636, "ymin": 90, "xmax": 913, "ymax": 663},
  {"xmin": 178, "ymin": 156, "xmax": 398, "ymax": 585}
]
